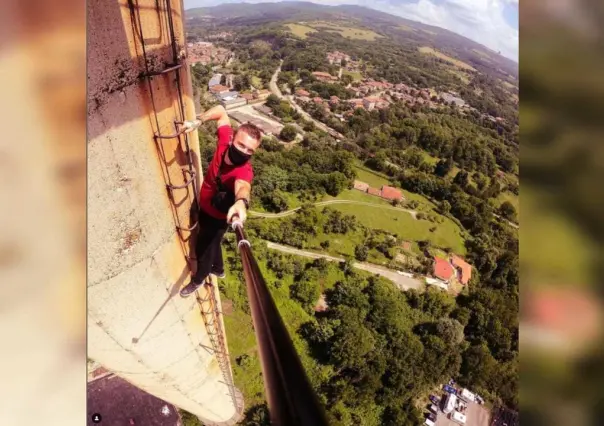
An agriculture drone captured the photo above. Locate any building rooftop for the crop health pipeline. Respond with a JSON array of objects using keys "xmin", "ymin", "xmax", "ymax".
[
  {"xmin": 434, "ymin": 257, "xmax": 455, "ymax": 281},
  {"xmin": 451, "ymin": 255, "xmax": 472, "ymax": 285},
  {"xmin": 210, "ymin": 84, "xmax": 229, "ymax": 93},
  {"xmin": 381, "ymin": 185, "xmax": 403, "ymax": 201}
]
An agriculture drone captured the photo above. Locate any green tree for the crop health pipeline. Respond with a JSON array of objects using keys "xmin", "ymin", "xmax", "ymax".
[
  {"xmin": 290, "ymin": 278, "xmax": 321, "ymax": 313},
  {"xmin": 435, "ymin": 318, "xmax": 465, "ymax": 345},
  {"xmin": 434, "ymin": 157, "xmax": 454, "ymax": 177},
  {"xmin": 330, "ymin": 309, "xmax": 375, "ymax": 370},
  {"xmin": 324, "ymin": 172, "xmax": 349, "ymax": 196},
  {"xmin": 499, "ymin": 201, "xmax": 517, "ymax": 221},
  {"xmin": 265, "ymin": 94, "xmax": 281, "ymax": 109},
  {"xmin": 280, "ymin": 124, "xmax": 297, "ymax": 142},
  {"xmin": 440, "ymin": 200, "xmax": 451, "ymax": 215},
  {"xmin": 354, "ymin": 244, "xmax": 369, "ymax": 261}
]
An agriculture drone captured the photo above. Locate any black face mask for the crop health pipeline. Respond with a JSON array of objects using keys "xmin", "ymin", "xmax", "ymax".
[{"xmin": 228, "ymin": 143, "xmax": 252, "ymax": 166}]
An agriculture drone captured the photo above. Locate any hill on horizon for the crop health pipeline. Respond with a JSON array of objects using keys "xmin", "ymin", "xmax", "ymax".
[{"xmin": 186, "ymin": 1, "xmax": 518, "ymax": 80}]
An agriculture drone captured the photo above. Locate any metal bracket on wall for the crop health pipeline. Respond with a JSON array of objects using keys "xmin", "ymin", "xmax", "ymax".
[{"xmin": 142, "ymin": 62, "xmax": 183, "ymax": 78}]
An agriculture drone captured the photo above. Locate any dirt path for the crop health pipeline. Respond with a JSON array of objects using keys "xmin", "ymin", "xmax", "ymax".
[
  {"xmin": 266, "ymin": 242, "xmax": 423, "ymax": 291},
  {"xmin": 250, "ymin": 199, "xmax": 418, "ymax": 219}
]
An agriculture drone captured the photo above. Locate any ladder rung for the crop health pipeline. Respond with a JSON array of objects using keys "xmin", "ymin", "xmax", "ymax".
[
  {"xmin": 166, "ymin": 168, "xmax": 195, "ymax": 190},
  {"xmin": 143, "ymin": 62, "xmax": 183, "ymax": 77},
  {"xmin": 176, "ymin": 220, "xmax": 198, "ymax": 232},
  {"xmin": 156, "ymin": 126, "xmax": 187, "ymax": 139}
]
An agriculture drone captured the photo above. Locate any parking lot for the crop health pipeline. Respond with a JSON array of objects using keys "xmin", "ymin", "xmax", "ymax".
[{"xmin": 431, "ymin": 395, "xmax": 490, "ymax": 426}]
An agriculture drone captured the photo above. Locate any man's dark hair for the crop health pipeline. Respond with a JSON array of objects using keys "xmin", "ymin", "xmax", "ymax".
[{"xmin": 235, "ymin": 122, "xmax": 262, "ymax": 143}]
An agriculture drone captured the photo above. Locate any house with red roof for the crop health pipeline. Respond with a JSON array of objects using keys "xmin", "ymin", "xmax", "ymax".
[
  {"xmin": 381, "ymin": 185, "xmax": 404, "ymax": 202},
  {"xmin": 209, "ymin": 84, "xmax": 230, "ymax": 94},
  {"xmin": 433, "ymin": 257, "xmax": 455, "ymax": 283},
  {"xmin": 451, "ymin": 255, "xmax": 472, "ymax": 285},
  {"xmin": 296, "ymin": 89, "xmax": 310, "ymax": 97},
  {"xmin": 367, "ymin": 187, "xmax": 382, "ymax": 197},
  {"xmin": 312, "ymin": 71, "xmax": 337, "ymax": 82},
  {"xmin": 353, "ymin": 180, "xmax": 369, "ymax": 192}
]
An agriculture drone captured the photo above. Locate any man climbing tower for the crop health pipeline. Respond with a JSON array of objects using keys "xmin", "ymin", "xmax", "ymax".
[{"xmin": 180, "ymin": 105, "xmax": 261, "ymax": 297}]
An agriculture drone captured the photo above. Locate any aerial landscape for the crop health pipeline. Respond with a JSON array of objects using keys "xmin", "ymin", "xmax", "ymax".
[{"xmin": 182, "ymin": 2, "xmax": 518, "ymax": 425}]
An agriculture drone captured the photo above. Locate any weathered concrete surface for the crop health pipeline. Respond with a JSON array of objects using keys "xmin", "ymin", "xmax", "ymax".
[{"xmin": 88, "ymin": 0, "xmax": 240, "ymax": 424}]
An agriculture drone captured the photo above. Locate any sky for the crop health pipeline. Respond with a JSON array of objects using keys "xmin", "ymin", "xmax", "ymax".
[{"xmin": 184, "ymin": 0, "xmax": 519, "ymax": 61}]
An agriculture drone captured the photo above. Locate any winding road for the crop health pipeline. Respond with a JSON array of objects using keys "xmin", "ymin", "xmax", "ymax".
[
  {"xmin": 266, "ymin": 242, "xmax": 423, "ymax": 291},
  {"xmin": 250, "ymin": 199, "xmax": 418, "ymax": 219},
  {"xmin": 269, "ymin": 62, "xmax": 344, "ymax": 139}
]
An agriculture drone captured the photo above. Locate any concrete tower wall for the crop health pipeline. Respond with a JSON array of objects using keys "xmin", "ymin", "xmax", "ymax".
[{"xmin": 87, "ymin": 0, "xmax": 240, "ymax": 423}]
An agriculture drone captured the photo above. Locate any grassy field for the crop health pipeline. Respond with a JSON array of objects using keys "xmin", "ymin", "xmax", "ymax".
[
  {"xmin": 251, "ymin": 75, "xmax": 262, "ymax": 88},
  {"xmin": 502, "ymin": 80, "xmax": 518, "ymax": 91},
  {"xmin": 418, "ymin": 46, "xmax": 477, "ymax": 72},
  {"xmin": 471, "ymin": 48, "xmax": 493, "ymax": 61},
  {"xmin": 284, "ymin": 23, "xmax": 317, "ymax": 39},
  {"xmin": 308, "ymin": 21, "xmax": 382, "ymax": 41},
  {"xmin": 419, "ymin": 151, "xmax": 439, "ymax": 165},
  {"xmin": 343, "ymin": 70, "xmax": 363, "ymax": 81},
  {"xmin": 353, "ymin": 163, "xmax": 436, "ymax": 212},
  {"xmin": 448, "ymin": 69, "xmax": 471, "ymax": 84},
  {"xmin": 397, "ymin": 24, "xmax": 415, "ymax": 32},
  {"xmin": 327, "ymin": 203, "xmax": 466, "ymax": 254},
  {"xmin": 353, "ymin": 164, "xmax": 391, "ymax": 188}
]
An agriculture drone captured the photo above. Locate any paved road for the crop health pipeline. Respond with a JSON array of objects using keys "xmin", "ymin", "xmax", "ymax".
[
  {"xmin": 493, "ymin": 213, "xmax": 519, "ymax": 229},
  {"xmin": 269, "ymin": 60, "xmax": 284, "ymax": 98},
  {"xmin": 250, "ymin": 199, "xmax": 418, "ymax": 219},
  {"xmin": 266, "ymin": 242, "xmax": 423, "ymax": 291}
]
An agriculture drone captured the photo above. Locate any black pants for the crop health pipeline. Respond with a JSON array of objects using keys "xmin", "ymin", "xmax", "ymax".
[{"xmin": 193, "ymin": 209, "xmax": 228, "ymax": 284}]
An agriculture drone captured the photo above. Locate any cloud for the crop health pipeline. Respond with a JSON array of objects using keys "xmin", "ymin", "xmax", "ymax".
[{"xmin": 184, "ymin": 0, "xmax": 518, "ymax": 60}]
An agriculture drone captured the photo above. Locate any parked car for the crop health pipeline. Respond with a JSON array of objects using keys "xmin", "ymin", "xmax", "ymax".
[
  {"xmin": 443, "ymin": 384, "xmax": 456, "ymax": 394},
  {"xmin": 429, "ymin": 395, "xmax": 440, "ymax": 404},
  {"xmin": 429, "ymin": 404, "xmax": 438, "ymax": 413},
  {"xmin": 428, "ymin": 413, "xmax": 437, "ymax": 421}
]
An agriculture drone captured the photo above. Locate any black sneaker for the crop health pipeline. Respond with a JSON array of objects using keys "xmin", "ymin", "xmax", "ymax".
[
  {"xmin": 211, "ymin": 268, "xmax": 226, "ymax": 278},
  {"xmin": 214, "ymin": 271, "xmax": 226, "ymax": 279},
  {"xmin": 180, "ymin": 279, "xmax": 203, "ymax": 298}
]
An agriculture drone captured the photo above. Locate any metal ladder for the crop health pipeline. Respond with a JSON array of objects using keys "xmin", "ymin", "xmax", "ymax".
[{"xmin": 138, "ymin": 36, "xmax": 243, "ymax": 422}]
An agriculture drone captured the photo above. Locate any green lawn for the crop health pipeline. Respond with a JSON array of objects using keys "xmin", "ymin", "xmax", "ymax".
[
  {"xmin": 284, "ymin": 23, "xmax": 317, "ymax": 39},
  {"xmin": 309, "ymin": 21, "xmax": 382, "ymax": 41},
  {"xmin": 418, "ymin": 46, "xmax": 477, "ymax": 71},
  {"xmin": 419, "ymin": 151, "xmax": 439, "ymax": 166},
  {"xmin": 326, "ymin": 203, "xmax": 466, "ymax": 254},
  {"xmin": 353, "ymin": 164, "xmax": 391, "ymax": 188},
  {"xmin": 327, "ymin": 188, "xmax": 392, "ymax": 205},
  {"xmin": 251, "ymin": 75, "xmax": 262, "ymax": 88},
  {"xmin": 343, "ymin": 70, "xmax": 363, "ymax": 81}
]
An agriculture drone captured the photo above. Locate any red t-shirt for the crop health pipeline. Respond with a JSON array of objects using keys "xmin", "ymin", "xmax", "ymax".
[{"xmin": 199, "ymin": 125, "xmax": 254, "ymax": 219}]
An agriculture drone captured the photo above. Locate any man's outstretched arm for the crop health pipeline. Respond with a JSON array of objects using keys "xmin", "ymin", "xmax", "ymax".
[
  {"xmin": 197, "ymin": 105, "xmax": 230, "ymax": 128},
  {"xmin": 227, "ymin": 179, "xmax": 251, "ymax": 223}
]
